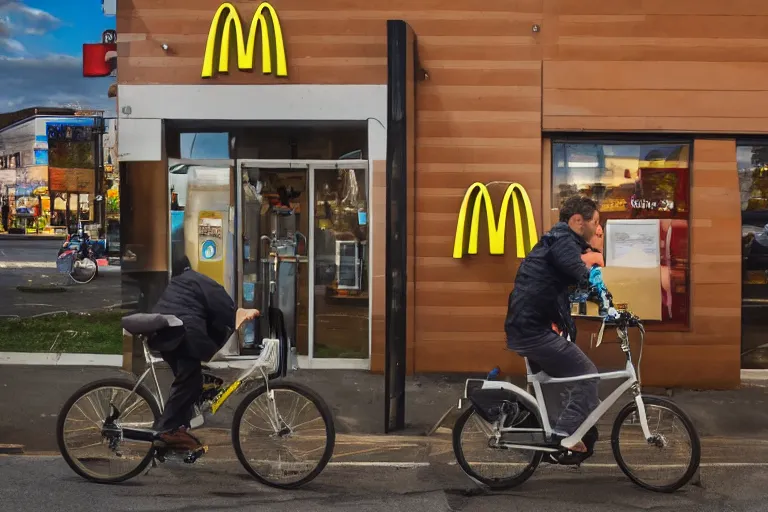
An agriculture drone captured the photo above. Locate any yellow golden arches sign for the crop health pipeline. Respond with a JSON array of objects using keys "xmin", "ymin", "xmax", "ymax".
[
  {"xmin": 453, "ymin": 182, "xmax": 539, "ymax": 259},
  {"xmin": 202, "ymin": 2, "xmax": 287, "ymax": 78}
]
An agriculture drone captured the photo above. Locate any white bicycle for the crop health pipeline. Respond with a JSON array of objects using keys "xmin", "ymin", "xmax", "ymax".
[{"xmin": 452, "ymin": 310, "xmax": 701, "ymax": 493}]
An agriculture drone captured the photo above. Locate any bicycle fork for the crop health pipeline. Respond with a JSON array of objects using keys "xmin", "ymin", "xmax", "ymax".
[
  {"xmin": 260, "ymin": 370, "xmax": 291, "ymax": 437},
  {"xmin": 628, "ymin": 366, "xmax": 654, "ymax": 442}
]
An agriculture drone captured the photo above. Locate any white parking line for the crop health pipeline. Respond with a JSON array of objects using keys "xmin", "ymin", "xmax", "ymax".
[
  {"xmin": 0, "ymin": 262, "xmax": 57, "ymax": 269},
  {"xmin": 7, "ymin": 456, "xmax": 768, "ymax": 470}
]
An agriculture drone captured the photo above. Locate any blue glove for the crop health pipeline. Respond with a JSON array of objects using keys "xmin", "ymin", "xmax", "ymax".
[
  {"xmin": 588, "ymin": 266, "xmax": 615, "ymax": 316},
  {"xmin": 588, "ymin": 266, "xmax": 605, "ymax": 290}
]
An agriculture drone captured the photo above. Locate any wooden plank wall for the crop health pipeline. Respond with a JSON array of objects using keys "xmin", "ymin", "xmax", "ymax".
[
  {"xmin": 370, "ymin": 159, "xmax": 387, "ymax": 372},
  {"xmin": 541, "ymin": 0, "xmax": 768, "ymax": 133},
  {"xmin": 117, "ymin": 0, "xmax": 388, "ymax": 85},
  {"xmin": 407, "ymin": 1, "xmax": 544, "ymax": 374}
]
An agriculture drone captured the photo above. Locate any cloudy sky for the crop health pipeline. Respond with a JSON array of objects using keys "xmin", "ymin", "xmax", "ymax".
[{"xmin": 0, "ymin": 0, "xmax": 114, "ymax": 114}]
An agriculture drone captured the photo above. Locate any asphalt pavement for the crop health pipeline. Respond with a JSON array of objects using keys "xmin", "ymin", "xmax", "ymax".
[
  {"xmin": 0, "ymin": 239, "xmax": 122, "ymax": 317},
  {"xmin": 1, "ymin": 455, "xmax": 766, "ymax": 511}
]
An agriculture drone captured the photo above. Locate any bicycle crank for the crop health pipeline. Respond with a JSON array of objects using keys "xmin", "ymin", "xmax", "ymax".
[{"xmin": 154, "ymin": 445, "xmax": 208, "ymax": 464}]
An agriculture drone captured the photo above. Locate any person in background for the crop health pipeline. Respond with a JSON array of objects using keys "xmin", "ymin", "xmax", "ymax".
[
  {"xmin": 1, "ymin": 199, "xmax": 9, "ymax": 232},
  {"xmin": 149, "ymin": 253, "xmax": 259, "ymax": 452}
]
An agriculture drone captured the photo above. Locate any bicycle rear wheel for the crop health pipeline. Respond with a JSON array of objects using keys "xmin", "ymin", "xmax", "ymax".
[
  {"xmin": 611, "ymin": 396, "xmax": 701, "ymax": 493},
  {"xmin": 56, "ymin": 378, "xmax": 160, "ymax": 484},
  {"xmin": 452, "ymin": 405, "xmax": 543, "ymax": 490},
  {"xmin": 232, "ymin": 381, "xmax": 335, "ymax": 489}
]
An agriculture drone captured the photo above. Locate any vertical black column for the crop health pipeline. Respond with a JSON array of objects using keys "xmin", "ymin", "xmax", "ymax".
[
  {"xmin": 93, "ymin": 116, "xmax": 106, "ymax": 237},
  {"xmin": 385, "ymin": 19, "xmax": 411, "ymax": 433}
]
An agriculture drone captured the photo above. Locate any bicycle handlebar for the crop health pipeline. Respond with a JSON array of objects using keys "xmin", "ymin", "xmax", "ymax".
[{"xmin": 604, "ymin": 310, "xmax": 643, "ymax": 330}]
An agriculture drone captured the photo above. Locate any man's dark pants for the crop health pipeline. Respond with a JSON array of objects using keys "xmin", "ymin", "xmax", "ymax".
[
  {"xmin": 507, "ymin": 329, "xmax": 600, "ymax": 436},
  {"xmin": 154, "ymin": 348, "xmax": 202, "ymax": 432}
]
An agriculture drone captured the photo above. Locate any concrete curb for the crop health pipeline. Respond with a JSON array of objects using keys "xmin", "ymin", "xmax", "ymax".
[
  {"xmin": 0, "ymin": 444, "xmax": 24, "ymax": 455},
  {"xmin": 0, "ymin": 352, "xmax": 122, "ymax": 367},
  {"xmin": 741, "ymin": 369, "xmax": 768, "ymax": 387}
]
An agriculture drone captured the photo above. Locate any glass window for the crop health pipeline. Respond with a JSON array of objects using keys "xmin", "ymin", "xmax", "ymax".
[
  {"xmin": 312, "ymin": 166, "xmax": 369, "ymax": 359},
  {"xmin": 168, "ymin": 159, "xmax": 233, "ymax": 296},
  {"xmin": 180, "ymin": 133, "xmax": 229, "ymax": 159},
  {"xmin": 737, "ymin": 144, "xmax": 768, "ymax": 368},
  {"xmin": 552, "ymin": 141, "xmax": 691, "ymax": 329}
]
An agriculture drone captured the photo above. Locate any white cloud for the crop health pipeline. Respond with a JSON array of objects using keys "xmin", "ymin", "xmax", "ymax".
[
  {"xmin": 0, "ymin": 1, "xmax": 61, "ymax": 55},
  {"xmin": 0, "ymin": 55, "xmax": 115, "ymax": 114}
]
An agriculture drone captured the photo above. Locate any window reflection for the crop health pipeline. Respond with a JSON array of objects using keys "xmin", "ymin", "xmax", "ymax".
[
  {"xmin": 737, "ymin": 144, "xmax": 768, "ymax": 368},
  {"xmin": 180, "ymin": 133, "xmax": 229, "ymax": 159},
  {"xmin": 168, "ymin": 160, "xmax": 233, "ymax": 294},
  {"xmin": 553, "ymin": 141, "xmax": 691, "ymax": 328},
  {"xmin": 313, "ymin": 166, "xmax": 369, "ymax": 358}
]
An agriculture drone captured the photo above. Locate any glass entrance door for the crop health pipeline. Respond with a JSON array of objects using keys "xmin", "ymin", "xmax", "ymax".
[
  {"xmin": 236, "ymin": 159, "xmax": 370, "ymax": 368},
  {"xmin": 309, "ymin": 162, "xmax": 370, "ymax": 362},
  {"xmin": 737, "ymin": 144, "xmax": 768, "ymax": 369},
  {"xmin": 238, "ymin": 162, "xmax": 310, "ymax": 357}
]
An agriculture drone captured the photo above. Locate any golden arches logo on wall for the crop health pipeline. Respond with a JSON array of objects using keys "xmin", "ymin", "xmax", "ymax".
[
  {"xmin": 453, "ymin": 182, "xmax": 539, "ymax": 259},
  {"xmin": 202, "ymin": 2, "xmax": 287, "ymax": 78}
]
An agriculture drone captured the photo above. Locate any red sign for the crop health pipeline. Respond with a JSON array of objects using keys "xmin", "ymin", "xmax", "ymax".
[{"xmin": 83, "ymin": 43, "xmax": 117, "ymax": 77}]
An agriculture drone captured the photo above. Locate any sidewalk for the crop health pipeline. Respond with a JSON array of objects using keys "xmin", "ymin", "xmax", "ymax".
[{"xmin": 2, "ymin": 364, "xmax": 768, "ymax": 458}]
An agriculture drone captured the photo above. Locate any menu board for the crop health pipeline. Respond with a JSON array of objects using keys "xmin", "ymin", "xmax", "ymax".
[{"xmin": 605, "ymin": 219, "xmax": 660, "ymax": 268}]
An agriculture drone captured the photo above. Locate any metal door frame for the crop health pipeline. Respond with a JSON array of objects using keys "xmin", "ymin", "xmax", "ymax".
[{"xmin": 237, "ymin": 159, "xmax": 370, "ymax": 370}]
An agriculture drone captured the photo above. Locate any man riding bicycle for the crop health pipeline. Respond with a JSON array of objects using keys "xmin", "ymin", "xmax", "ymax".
[
  {"xmin": 505, "ymin": 195, "xmax": 617, "ymax": 458},
  {"xmin": 149, "ymin": 254, "xmax": 259, "ymax": 452}
]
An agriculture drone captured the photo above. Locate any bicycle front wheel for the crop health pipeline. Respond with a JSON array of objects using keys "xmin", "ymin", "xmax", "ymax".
[
  {"xmin": 232, "ymin": 381, "xmax": 336, "ymax": 489},
  {"xmin": 56, "ymin": 378, "xmax": 160, "ymax": 484},
  {"xmin": 611, "ymin": 396, "xmax": 701, "ymax": 493}
]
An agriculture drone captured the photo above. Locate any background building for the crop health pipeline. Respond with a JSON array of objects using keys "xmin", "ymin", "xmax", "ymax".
[
  {"xmin": 115, "ymin": 0, "xmax": 768, "ymax": 388},
  {"xmin": 0, "ymin": 108, "xmax": 115, "ymax": 237}
]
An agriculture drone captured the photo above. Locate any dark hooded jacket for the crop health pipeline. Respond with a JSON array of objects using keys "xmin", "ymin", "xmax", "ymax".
[
  {"xmin": 151, "ymin": 268, "xmax": 236, "ymax": 362},
  {"xmin": 505, "ymin": 222, "xmax": 591, "ymax": 343}
]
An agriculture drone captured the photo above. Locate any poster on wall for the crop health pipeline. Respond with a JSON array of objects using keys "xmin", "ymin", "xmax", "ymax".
[
  {"xmin": 605, "ymin": 219, "xmax": 661, "ymax": 268},
  {"xmin": 198, "ymin": 212, "xmax": 223, "ymax": 262},
  {"xmin": 197, "ymin": 210, "xmax": 225, "ymax": 286}
]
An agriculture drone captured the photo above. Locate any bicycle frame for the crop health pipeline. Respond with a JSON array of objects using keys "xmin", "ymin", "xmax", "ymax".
[
  {"xmin": 109, "ymin": 335, "xmax": 284, "ymax": 443},
  {"xmin": 461, "ymin": 319, "xmax": 652, "ymax": 452}
]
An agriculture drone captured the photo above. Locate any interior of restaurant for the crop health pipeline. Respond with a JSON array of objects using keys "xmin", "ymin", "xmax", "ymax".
[{"xmin": 166, "ymin": 122, "xmax": 370, "ymax": 362}]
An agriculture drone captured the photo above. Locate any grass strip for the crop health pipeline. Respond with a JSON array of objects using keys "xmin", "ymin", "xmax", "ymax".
[{"xmin": 0, "ymin": 310, "xmax": 123, "ymax": 354}]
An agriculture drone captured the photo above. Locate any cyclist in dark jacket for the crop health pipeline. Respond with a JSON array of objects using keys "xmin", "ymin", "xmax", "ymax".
[
  {"xmin": 505, "ymin": 195, "xmax": 613, "ymax": 456},
  {"xmin": 150, "ymin": 254, "xmax": 259, "ymax": 451}
]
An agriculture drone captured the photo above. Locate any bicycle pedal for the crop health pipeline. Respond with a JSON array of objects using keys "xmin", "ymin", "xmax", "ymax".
[
  {"xmin": 183, "ymin": 446, "xmax": 208, "ymax": 464},
  {"xmin": 154, "ymin": 448, "xmax": 167, "ymax": 463}
]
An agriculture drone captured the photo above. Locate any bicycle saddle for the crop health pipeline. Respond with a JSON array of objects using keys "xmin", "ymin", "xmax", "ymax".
[{"xmin": 122, "ymin": 313, "xmax": 183, "ymax": 336}]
